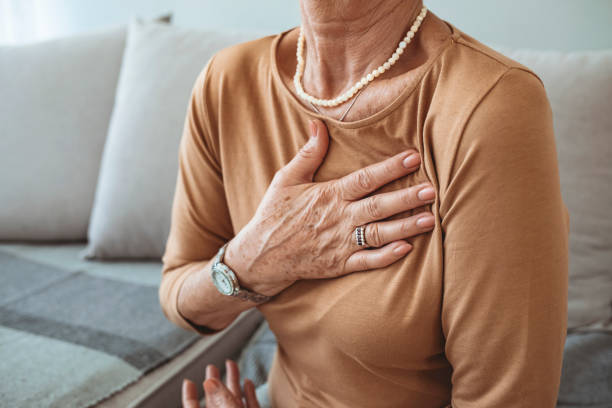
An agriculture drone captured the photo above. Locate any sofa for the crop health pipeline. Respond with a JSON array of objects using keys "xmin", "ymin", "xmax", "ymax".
[{"xmin": 0, "ymin": 15, "xmax": 610, "ymax": 408}]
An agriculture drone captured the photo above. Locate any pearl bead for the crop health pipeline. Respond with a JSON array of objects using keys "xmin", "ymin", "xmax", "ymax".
[{"xmin": 294, "ymin": 6, "xmax": 427, "ymax": 107}]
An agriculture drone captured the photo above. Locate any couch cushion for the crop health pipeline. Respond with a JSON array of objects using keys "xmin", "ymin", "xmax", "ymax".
[
  {"xmin": 81, "ymin": 20, "xmax": 256, "ymax": 260},
  {"xmin": 557, "ymin": 331, "xmax": 612, "ymax": 407},
  {"xmin": 0, "ymin": 25, "xmax": 126, "ymax": 241},
  {"xmin": 491, "ymin": 46, "xmax": 612, "ymax": 331}
]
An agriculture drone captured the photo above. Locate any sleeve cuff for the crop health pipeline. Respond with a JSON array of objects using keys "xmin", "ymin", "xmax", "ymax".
[{"xmin": 160, "ymin": 260, "xmax": 222, "ymax": 336}]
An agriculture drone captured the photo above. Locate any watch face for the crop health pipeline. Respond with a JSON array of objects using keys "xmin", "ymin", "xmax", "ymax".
[{"xmin": 212, "ymin": 268, "xmax": 234, "ymax": 295}]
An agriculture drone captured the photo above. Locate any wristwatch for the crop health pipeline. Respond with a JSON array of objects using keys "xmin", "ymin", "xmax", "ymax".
[{"xmin": 210, "ymin": 243, "xmax": 271, "ymax": 304}]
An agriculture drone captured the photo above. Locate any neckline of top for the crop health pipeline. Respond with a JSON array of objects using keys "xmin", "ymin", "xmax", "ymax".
[{"xmin": 269, "ymin": 19, "xmax": 461, "ymax": 130}]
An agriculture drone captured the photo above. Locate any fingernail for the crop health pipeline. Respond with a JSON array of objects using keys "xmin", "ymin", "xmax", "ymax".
[
  {"xmin": 417, "ymin": 186, "xmax": 435, "ymax": 201},
  {"xmin": 309, "ymin": 120, "xmax": 317, "ymax": 139},
  {"xmin": 402, "ymin": 152, "xmax": 420, "ymax": 168},
  {"xmin": 416, "ymin": 214, "xmax": 435, "ymax": 227},
  {"xmin": 393, "ymin": 242, "xmax": 411, "ymax": 255}
]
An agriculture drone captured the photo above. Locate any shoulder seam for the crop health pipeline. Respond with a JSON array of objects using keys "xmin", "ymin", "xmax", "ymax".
[
  {"xmin": 453, "ymin": 38, "xmax": 545, "ymax": 88},
  {"xmin": 447, "ymin": 66, "xmax": 546, "ymax": 183},
  {"xmin": 454, "ymin": 37, "xmax": 512, "ymax": 68},
  {"xmin": 198, "ymin": 52, "xmax": 223, "ymax": 174},
  {"xmin": 443, "ymin": 67, "xmax": 513, "ymax": 192}
]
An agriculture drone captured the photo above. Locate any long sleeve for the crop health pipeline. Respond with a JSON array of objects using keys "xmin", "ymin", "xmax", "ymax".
[
  {"xmin": 440, "ymin": 68, "xmax": 570, "ymax": 407},
  {"xmin": 159, "ymin": 56, "xmax": 234, "ymax": 333}
]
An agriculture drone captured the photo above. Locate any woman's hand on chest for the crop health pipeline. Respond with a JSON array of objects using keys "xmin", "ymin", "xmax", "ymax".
[{"xmin": 224, "ymin": 119, "xmax": 437, "ymax": 297}]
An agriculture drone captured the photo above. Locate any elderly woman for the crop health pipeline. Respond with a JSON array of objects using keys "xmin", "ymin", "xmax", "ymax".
[{"xmin": 161, "ymin": 0, "xmax": 570, "ymax": 407}]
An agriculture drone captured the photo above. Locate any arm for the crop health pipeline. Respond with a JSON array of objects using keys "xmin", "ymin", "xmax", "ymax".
[
  {"xmin": 159, "ymin": 58, "xmax": 257, "ymax": 334},
  {"xmin": 440, "ymin": 68, "xmax": 570, "ymax": 407},
  {"xmin": 161, "ymin": 55, "xmax": 436, "ymax": 334}
]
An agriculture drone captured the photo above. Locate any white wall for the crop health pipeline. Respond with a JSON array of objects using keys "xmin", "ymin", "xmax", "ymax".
[{"xmin": 1, "ymin": 0, "xmax": 611, "ymax": 51}]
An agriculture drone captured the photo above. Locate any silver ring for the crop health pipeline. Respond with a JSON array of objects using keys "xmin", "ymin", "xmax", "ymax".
[{"xmin": 354, "ymin": 225, "xmax": 368, "ymax": 247}]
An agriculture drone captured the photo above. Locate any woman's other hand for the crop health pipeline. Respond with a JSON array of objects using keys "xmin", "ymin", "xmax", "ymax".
[
  {"xmin": 182, "ymin": 359, "xmax": 260, "ymax": 408},
  {"xmin": 226, "ymin": 118, "xmax": 436, "ymax": 297}
]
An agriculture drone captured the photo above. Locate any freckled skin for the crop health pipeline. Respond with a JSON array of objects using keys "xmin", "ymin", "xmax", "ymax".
[
  {"xmin": 173, "ymin": 0, "xmax": 439, "ymax": 335},
  {"xmin": 176, "ymin": 118, "xmax": 435, "ymax": 332},
  {"xmin": 224, "ymin": 119, "xmax": 435, "ymax": 297},
  {"xmin": 234, "ymin": 182, "xmax": 353, "ymax": 288}
]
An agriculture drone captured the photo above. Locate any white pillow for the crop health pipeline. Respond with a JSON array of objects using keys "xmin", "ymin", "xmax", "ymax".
[
  {"xmin": 81, "ymin": 20, "xmax": 256, "ymax": 260},
  {"xmin": 492, "ymin": 45, "xmax": 612, "ymax": 331},
  {"xmin": 0, "ymin": 25, "xmax": 126, "ymax": 241}
]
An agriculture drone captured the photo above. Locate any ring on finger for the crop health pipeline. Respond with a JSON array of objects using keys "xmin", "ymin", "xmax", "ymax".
[{"xmin": 354, "ymin": 225, "xmax": 369, "ymax": 247}]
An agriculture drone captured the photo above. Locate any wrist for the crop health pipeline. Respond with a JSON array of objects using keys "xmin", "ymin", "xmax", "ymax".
[{"xmin": 224, "ymin": 235, "xmax": 294, "ymax": 297}]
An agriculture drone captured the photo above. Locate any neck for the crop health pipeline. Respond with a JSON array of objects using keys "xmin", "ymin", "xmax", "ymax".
[{"xmin": 299, "ymin": 0, "xmax": 423, "ymax": 99}]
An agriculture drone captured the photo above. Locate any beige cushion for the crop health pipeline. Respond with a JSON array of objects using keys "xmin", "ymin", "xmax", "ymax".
[
  {"xmin": 81, "ymin": 20, "xmax": 255, "ymax": 259},
  {"xmin": 493, "ymin": 46, "xmax": 612, "ymax": 331},
  {"xmin": 0, "ymin": 25, "xmax": 126, "ymax": 241}
]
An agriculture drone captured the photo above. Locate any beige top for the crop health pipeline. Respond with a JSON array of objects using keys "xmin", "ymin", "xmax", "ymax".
[{"xmin": 160, "ymin": 16, "xmax": 570, "ymax": 408}]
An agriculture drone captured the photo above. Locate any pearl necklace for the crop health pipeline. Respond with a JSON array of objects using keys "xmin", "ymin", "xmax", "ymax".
[{"xmin": 294, "ymin": 5, "xmax": 428, "ymax": 107}]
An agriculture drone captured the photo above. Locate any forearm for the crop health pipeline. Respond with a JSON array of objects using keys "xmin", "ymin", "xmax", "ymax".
[
  {"xmin": 175, "ymin": 230, "xmax": 293, "ymax": 332},
  {"xmin": 176, "ymin": 249, "xmax": 259, "ymax": 332}
]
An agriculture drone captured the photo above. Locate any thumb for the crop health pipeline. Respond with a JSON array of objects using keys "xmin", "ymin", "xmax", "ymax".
[
  {"xmin": 276, "ymin": 119, "xmax": 329, "ymax": 186},
  {"xmin": 181, "ymin": 379, "xmax": 200, "ymax": 408}
]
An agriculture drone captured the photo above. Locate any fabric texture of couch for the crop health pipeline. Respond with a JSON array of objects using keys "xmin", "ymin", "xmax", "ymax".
[
  {"xmin": 0, "ymin": 25, "xmax": 126, "ymax": 240},
  {"xmin": 81, "ymin": 20, "xmax": 257, "ymax": 260},
  {"xmin": 0, "ymin": 242, "xmax": 263, "ymax": 407}
]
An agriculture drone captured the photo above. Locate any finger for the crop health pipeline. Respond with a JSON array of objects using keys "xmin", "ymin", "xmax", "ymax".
[
  {"xmin": 349, "ymin": 181, "xmax": 435, "ymax": 225},
  {"xmin": 244, "ymin": 379, "xmax": 261, "ymax": 408},
  {"xmin": 358, "ymin": 212, "xmax": 435, "ymax": 248},
  {"xmin": 344, "ymin": 240, "xmax": 412, "ymax": 273},
  {"xmin": 204, "ymin": 378, "xmax": 242, "ymax": 407},
  {"xmin": 181, "ymin": 379, "xmax": 200, "ymax": 408},
  {"xmin": 206, "ymin": 364, "xmax": 220, "ymax": 381},
  {"xmin": 337, "ymin": 150, "xmax": 421, "ymax": 201},
  {"xmin": 273, "ymin": 119, "xmax": 330, "ymax": 187},
  {"xmin": 225, "ymin": 359, "xmax": 242, "ymax": 399}
]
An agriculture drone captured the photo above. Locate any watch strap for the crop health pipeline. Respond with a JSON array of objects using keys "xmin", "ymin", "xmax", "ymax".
[
  {"xmin": 234, "ymin": 289, "xmax": 272, "ymax": 303},
  {"xmin": 214, "ymin": 242, "xmax": 271, "ymax": 304}
]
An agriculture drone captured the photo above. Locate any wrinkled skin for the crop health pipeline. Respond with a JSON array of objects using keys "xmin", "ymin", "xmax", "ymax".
[{"xmin": 226, "ymin": 119, "xmax": 436, "ymax": 297}]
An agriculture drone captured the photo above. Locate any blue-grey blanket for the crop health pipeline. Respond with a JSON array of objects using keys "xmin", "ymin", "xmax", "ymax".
[{"xmin": 0, "ymin": 248, "xmax": 199, "ymax": 407}]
